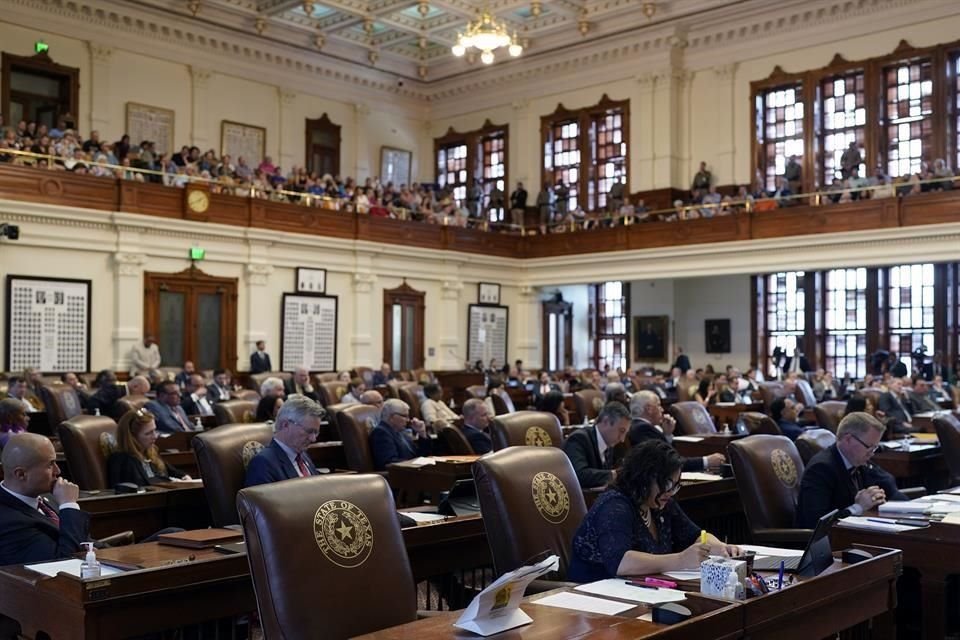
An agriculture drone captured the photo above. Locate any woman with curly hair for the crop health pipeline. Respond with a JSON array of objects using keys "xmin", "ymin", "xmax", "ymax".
[
  {"xmin": 107, "ymin": 408, "xmax": 191, "ymax": 487},
  {"xmin": 568, "ymin": 440, "xmax": 739, "ymax": 581}
]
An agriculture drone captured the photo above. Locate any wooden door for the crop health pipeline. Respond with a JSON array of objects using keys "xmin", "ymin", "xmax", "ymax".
[
  {"xmin": 305, "ymin": 114, "xmax": 341, "ymax": 177},
  {"xmin": 143, "ymin": 267, "xmax": 238, "ymax": 371},
  {"xmin": 542, "ymin": 299, "xmax": 573, "ymax": 371},
  {"xmin": 383, "ymin": 282, "xmax": 425, "ymax": 372}
]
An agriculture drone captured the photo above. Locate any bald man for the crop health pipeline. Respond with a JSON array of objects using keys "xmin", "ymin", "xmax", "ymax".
[
  {"xmin": 126, "ymin": 375, "xmax": 150, "ymax": 396},
  {"xmin": 0, "ymin": 433, "xmax": 88, "ymax": 566}
]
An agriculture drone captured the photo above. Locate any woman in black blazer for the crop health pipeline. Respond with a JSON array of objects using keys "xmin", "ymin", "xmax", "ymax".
[{"xmin": 107, "ymin": 408, "xmax": 191, "ymax": 487}]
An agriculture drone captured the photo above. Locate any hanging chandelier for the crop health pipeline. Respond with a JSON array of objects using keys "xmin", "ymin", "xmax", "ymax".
[{"xmin": 451, "ymin": 10, "xmax": 522, "ymax": 64}]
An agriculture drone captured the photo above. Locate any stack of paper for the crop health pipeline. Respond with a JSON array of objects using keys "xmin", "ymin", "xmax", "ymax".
[
  {"xmin": 835, "ymin": 517, "xmax": 922, "ymax": 533},
  {"xmin": 739, "ymin": 545, "xmax": 804, "ymax": 559},
  {"xmin": 574, "ymin": 579, "xmax": 686, "ymax": 604},
  {"xmin": 26, "ymin": 559, "xmax": 123, "ymax": 578},
  {"xmin": 400, "ymin": 512, "xmax": 449, "ymax": 523},
  {"xmin": 680, "ymin": 472, "xmax": 723, "ymax": 482},
  {"xmin": 673, "ymin": 436, "xmax": 705, "ymax": 443},
  {"xmin": 533, "ymin": 592, "xmax": 633, "ymax": 615}
]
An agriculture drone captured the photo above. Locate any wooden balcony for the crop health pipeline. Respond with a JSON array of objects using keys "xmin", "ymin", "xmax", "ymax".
[{"xmin": 0, "ymin": 164, "xmax": 957, "ymax": 258}]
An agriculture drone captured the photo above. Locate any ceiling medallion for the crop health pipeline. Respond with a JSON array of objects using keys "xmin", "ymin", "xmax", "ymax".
[
  {"xmin": 314, "ymin": 33, "xmax": 325, "ymax": 49},
  {"xmin": 530, "ymin": 1, "xmax": 541, "ymax": 17},
  {"xmin": 187, "ymin": 0, "xmax": 200, "ymax": 16},
  {"xmin": 418, "ymin": 1, "xmax": 430, "ymax": 17},
  {"xmin": 577, "ymin": 9, "xmax": 590, "ymax": 36},
  {"xmin": 451, "ymin": 10, "xmax": 522, "ymax": 65},
  {"xmin": 302, "ymin": 1, "xmax": 315, "ymax": 17},
  {"xmin": 255, "ymin": 15, "xmax": 266, "ymax": 34},
  {"xmin": 641, "ymin": 2, "xmax": 657, "ymax": 19}
]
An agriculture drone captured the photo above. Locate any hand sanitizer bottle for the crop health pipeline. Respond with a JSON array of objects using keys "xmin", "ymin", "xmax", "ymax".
[
  {"xmin": 723, "ymin": 571, "xmax": 739, "ymax": 600},
  {"xmin": 194, "ymin": 417, "xmax": 203, "ymax": 431},
  {"xmin": 80, "ymin": 542, "xmax": 101, "ymax": 579},
  {"xmin": 94, "ymin": 408, "xmax": 101, "ymax": 416}
]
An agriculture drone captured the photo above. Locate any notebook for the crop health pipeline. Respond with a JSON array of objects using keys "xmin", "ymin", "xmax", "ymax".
[{"xmin": 157, "ymin": 528, "xmax": 244, "ymax": 549}]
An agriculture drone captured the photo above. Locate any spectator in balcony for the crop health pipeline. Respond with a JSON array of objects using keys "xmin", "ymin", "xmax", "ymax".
[
  {"xmin": 258, "ymin": 155, "xmax": 276, "ymax": 175},
  {"xmin": 784, "ymin": 155, "xmax": 801, "ymax": 193},
  {"xmin": 536, "ymin": 184, "xmax": 553, "ymax": 234},
  {"xmin": 700, "ymin": 185, "xmax": 722, "ymax": 218},
  {"xmin": 770, "ymin": 177, "xmax": 794, "ymax": 207},
  {"xmin": 235, "ymin": 156, "xmax": 253, "ymax": 180},
  {"xmin": 509, "ymin": 181, "xmax": 528, "ymax": 229},
  {"xmin": 848, "ymin": 166, "xmax": 871, "ymax": 200},
  {"xmin": 555, "ymin": 180, "xmax": 570, "ymax": 220},
  {"xmin": 691, "ymin": 161, "xmax": 712, "ymax": 201},
  {"xmin": 608, "ymin": 180, "xmax": 625, "ymax": 214},
  {"xmin": 466, "ymin": 178, "xmax": 482, "ymax": 219},
  {"xmin": 932, "ymin": 158, "xmax": 954, "ymax": 190},
  {"xmin": 840, "ymin": 142, "xmax": 861, "ymax": 179},
  {"xmin": 82, "ymin": 130, "xmax": 102, "ymax": 154}
]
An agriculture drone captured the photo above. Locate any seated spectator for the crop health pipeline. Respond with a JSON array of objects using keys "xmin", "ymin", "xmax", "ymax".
[
  {"xmin": 259, "ymin": 376, "xmax": 286, "ymax": 399},
  {"xmin": 461, "ymin": 398, "xmax": 493, "ymax": 454},
  {"xmin": 369, "ymin": 398, "xmax": 433, "ymax": 470},
  {"xmin": 770, "ymin": 397, "xmax": 804, "ymax": 441},
  {"xmin": 0, "ymin": 398, "xmax": 29, "ymax": 448},
  {"xmin": 420, "ymin": 383, "xmax": 458, "ymax": 428},
  {"xmin": 245, "ymin": 395, "xmax": 326, "ymax": 487},
  {"xmin": 536, "ymin": 390, "xmax": 571, "ymax": 427},
  {"xmin": 340, "ymin": 378, "xmax": 365, "ymax": 405},
  {"xmin": 372, "ymin": 362, "xmax": 394, "ymax": 386},
  {"xmin": 107, "ymin": 409, "xmax": 191, "ymax": 487},
  {"xmin": 256, "ymin": 394, "xmax": 284, "ymax": 422}
]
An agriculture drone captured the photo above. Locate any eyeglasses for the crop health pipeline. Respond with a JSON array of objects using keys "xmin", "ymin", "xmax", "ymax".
[
  {"xmin": 657, "ymin": 478, "xmax": 684, "ymax": 499},
  {"xmin": 849, "ymin": 433, "xmax": 880, "ymax": 454}
]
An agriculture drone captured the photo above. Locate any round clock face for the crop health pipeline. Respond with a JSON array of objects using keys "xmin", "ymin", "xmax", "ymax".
[{"xmin": 188, "ymin": 190, "xmax": 210, "ymax": 213}]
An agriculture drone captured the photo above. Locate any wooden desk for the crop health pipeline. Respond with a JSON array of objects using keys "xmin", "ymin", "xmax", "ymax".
[
  {"xmin": 871, "ymin": 445, "xmax": 947, "ymax": 491},
  {"xmin": 709, "ymin": 403, "xmax": 762, "ymax": 428},
  {"xmin": 79, "ymin": 485, "xmax": 210, "ymax": 539},
  {"xmin": 831, "ymin": 515, "xmax": 957, "ymax": 639},
  {"xmin": 672, "ymin": 433, "xmax": 745, "ymax": 458},
  {"xmin": 676, "ymin": 478, "xmax": 748, "ymax": 543},
  {"xmin": 387, "ymin": 456, "xmax": 479, "ymax": 506}
]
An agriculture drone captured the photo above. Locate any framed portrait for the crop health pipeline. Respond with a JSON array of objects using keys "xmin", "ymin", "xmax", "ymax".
[
  {"xmin": 380, "ymin": 146, "xmax": 412, "ymax": 186},
  {"xmin": 221, "ymin": 120, "xmax": 266, "ymax": 166},
  {"xmin": 6, "ymin": 275, "xmax": 92, "ymax": 372},
  {"xmin": 705, "ymin": 319, "xmax": 731, "ymax": 353},
  {"xmin": 478, "ymin": 282, "xmax": 501, "ymax": 305},
  {"xmin": 296, "ymin": 267, "xmax": 327, "ymax": 294},
  {"xmin": 125, "ymin": 102, "xmax": 175, "ymax": 155},
  {"xmin": 280, "ymin": 293, "xmax": 338, "ymax": 372},
  {"xmin": 633, "ymin": 315, "xmax": 669, "ymax": 362}
]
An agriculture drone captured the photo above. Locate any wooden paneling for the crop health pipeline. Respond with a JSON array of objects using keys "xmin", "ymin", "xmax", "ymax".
[
  {"xmin": 628, "ymin": 213, "xmax": 750, "ymax": 250},
  {"xmin": 119, "ymin": 181, "xmax": 182, "ymax": 219},
  {"xmin": 358, "ymin": 216, "xmax": 445, "ymax": 251},
  {"xmin": 443, "ymin": 226, "xmax": 523, "ymax": 258},
  {"xmin": 899, "ymin": 191, "xmax": 960, "ymax": 227},
  {"xmin": 192, "ymin": 191, "xmax": 251, "ymax": 226},
  {"xmin": 524, "ymin": 226, "xmax": 627, "ymax": 258},
  {"xmin": 751, "ymin": 198, "xmax": 898, "ymax": 239},
  {"xmin": 0, "ymin": 165, "xmax": 118, "ymax": 211}
]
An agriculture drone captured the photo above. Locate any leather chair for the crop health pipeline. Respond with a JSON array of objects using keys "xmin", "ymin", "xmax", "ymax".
[
  {"xmin": 465, "ymin": 385, "xmax": 487, "ymax": 399},
  {"xmin": 57, "ymin": 416, "xmax": 118, "ymax": 490},
  {"xmin": 191, "ymin": 422, "xmax": 274, "ymax": 527},
  {"xmin": 573, "ymin": 390, "xmax": 604, "ymax": 421},
  {"xmin": 157, "ymin": 366, "xmax": 182, "ymax": 381},
  {"xmin": 231, "ymin": 389, "xmax": 261, "ymax": 402},
  {"xmin": 317, "ymin": 381, "xmax": 347, "ymax": 407},
  {"xmin": 247, "ymin": 372, "xmax": 292, "ymax": 392},
  {"xmin": 739, "ymin": 411, "xmax": 782, "ymax": 436},
  {"xmin": 473, "ymin": 446, "xmax": 587, "ymax": 580},
  {"xmin": 351, "ymin": 366, "xmax": 374, "ymax": 386},
  {"xmin": 668, "ymin": 401, "xmax": 717, "ymax": 435},
  {"xmin": 795, "ymin": 428, "xmax": 837, "ymax": 465},
  {"xmin": 437, "ymin": 424, "xmax": 475, "ymax": 455},
  {"xmin": 490, "ymin": 389, "xmax": 516, "ymax": 415},
  {"xmin": 396, "ymin": 385, "xmax": 423, "ymax": 420},
  {"xmin": 813, "ymin": 401, "xmax": 847, "ymax": 433},
  {"xmin": 795, "ymin": 379, "xmax": 818, "ymax": 408},
  {"xmin": 113, "ymin": 395, "xmax": 151, "ymax": 421},
  {"xmin": 490, "ymin": 411, "xmax": 563, "ymax": 451},
  {"xmin": 237, "ymin": 474, "xmax": 417, "ymax": 640},
  {"xmin": 315, "ymin": 372, "xmax": 340, "ymax": 384},
  {"xmin": 934, "ymin": 413, "xmax": 960, "ymax": 485},
  {"xmin": 323, "ymin": 402, "xmax": 352, "ymax": 436},
  {"xmin": 728, "ymin": 435, "xmax": 810, "ymax": 545},
  {"xmin": 336, "ymin": 404, "xmax": 383, "ymax": 473},
  {"xmin": 758, "ymin": 382, "xmax": 785, "ymax": 412},
  {"xmin": 213, "ymin": 399, "xmax": 258, "ymax": 426},
  {"xmin": 39, "ymin": 384, "xmax": 83, "ymax": 425}
]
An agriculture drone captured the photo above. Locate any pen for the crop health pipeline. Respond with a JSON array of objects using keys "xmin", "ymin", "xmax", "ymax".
[
  {"xmin": 777, "ymin": 560, "xmax": 784, "ymax": 590},
  {"xmin": 625, "ymin": 581, "xmax": 658, "ymax": 589},
  {"xmin": 866, "ymin": 518, "xmax": 927, "ymax": 527},
  {"xmin": 700, "ymin": 529, "xmax": 707, "ymax": 545}
]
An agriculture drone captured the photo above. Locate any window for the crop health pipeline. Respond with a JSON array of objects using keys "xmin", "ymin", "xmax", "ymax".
[
  {"xmin": 437, "ymin": 142, "xmax": 468, "ymax": 205},
  {"xmin": 544, "ymin": 119, "xmax": 581, "ymax": 210},
  {"xmin": 756, "ymin": 84, "xmax": 805, "ymax": 191},
  {"xmin": 824, "ymin": 268, "xmax": 867, "ymax": 378},
  {"xmin": 820, "ymin": 71, "xmax": 866, "ymax": 184},
  {"xmin": 953, "ymin": 53, "xmax": 960, "ymax": 171},
  {"xmin": 883, "ymin": 59, "xmax": 934, "ymax": 178},
  {"xmin": 887, "ymin": 263, "xmax": 935, "ymax": 375},
  {"xmin": 765, "ymin": 271, "xmax": 806, "ymax": 376},
  {"xmin": 479, "ymin": 131, "xmax": 506, "ymax": 222},
  {"xmin": 590, "ymin": 110, "xmax": 627, "ymax": 212},
  {"xmin": 591, "ymin": 281, "xmax": 628, "ymax": 372}
]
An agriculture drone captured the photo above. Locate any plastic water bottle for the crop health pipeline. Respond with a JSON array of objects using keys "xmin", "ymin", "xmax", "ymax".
[{"xmin": 94, "ymin": 408, "xmax": 100, "ymax": 416}]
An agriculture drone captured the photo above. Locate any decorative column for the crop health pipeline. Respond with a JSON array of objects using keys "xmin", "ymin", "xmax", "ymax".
[
  {"xmin": 354, "ymin": 103, "xmax": 371, "ymax": 180},
  {"xmin": 190, "ymin": 67, "xmax": 213, "ymax": 150},
  {"xmin": 515, "ymin": 285, "xmax": 541, "ymax": 368},
  {"xmin": 351, "ymin": 272, "xmax": 377, "ymax": 366},
  {"xmin": 244, "ymin": 262, "xmax": 274, "ymax": 370},
  {"xmin": 711, "ymin": 64, "xmax": 739, "ymax": 185},
  {"xmin": 633, "ymin": 72, "xmax": 657, "ymax": 191},
  {"xmin": 112, "ymin": 252, "xmax": 148, "ymax": 371},
  {"xmin": 278, "ymin": 88, "xmax": 298, "ymax": 171},
  {"xmin": 438, "ymin": 279, "xmax": 463, "ymax": 370},
  {"xmin": 651, "ymin": 29, "xmax": 689, "ymax": 189},
  {"xmin": 87, "ymin": 43, "xmax": 114, "ymax": 136},
  {"xmin": 511, "ymin": 99, "xmax": 532, "ymax": 189}
]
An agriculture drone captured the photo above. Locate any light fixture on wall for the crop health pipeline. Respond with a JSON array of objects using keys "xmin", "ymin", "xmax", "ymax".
[
  {"xmin": 451, "ymin": 10, "xmax": 522, "ymax": 64},
  {"xmin": 641, "ymin": 2, "xmax": 657, "ymax": 19},
  {"xmin": 187, "ymin": 0, "xmax": 201, "ymax": 16}
]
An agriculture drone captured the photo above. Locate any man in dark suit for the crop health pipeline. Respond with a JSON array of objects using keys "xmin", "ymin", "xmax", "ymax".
[
  {"xmin": 0, "ymin": 433, "xmax": 88, "ymax": 566},
  {"xmin": 563, "ymin": 402, "xmax": 630, "ymax": 489},
  {"xmin": 173, "ymin": 361, "xmax": 196, "ymax": 389},
  {"xmin": 249, "ymin": 340, "xmax": 272, "ymax": 374},
  {"xmin": 796, "ymin": 412, "xmax": 906, "ymax": 528},
  {"xmin": 770, "ymin": 397, "xmax": 804, "ymax": 441},
  {"xmin": 907, "ymin": 379, "xmax": 940, "ymax": 413},
  {"xmin": 532, "ymin": 371, "xmax": 560, "ymax": 401},
  {"xmin": 370, "ymin": 399, "xmax": 433, "ymax": 470},
  {"xmin": 783, "ymin": 349, "xmax": 811, "ymax": 374},
  {"xmin": 283, "ymin": 367, "xmax": 320, "ymax": 403},
  {"xmin": 627, "ymin": 391, "xmax": 725, "ymax": 473},
  {"xmin": 461, "ymin": 398, "xmax": 493, "ymax": 455},
  {"xmin": 922, "ymin": 352, "xmax": 951, "ymax": 382},
  {"xmin": 673, "ymin": 347, "xmax": 691, "ymax": 374},
  {"xmin": 206, "ymin": 369, "xmax": 233, "ymax": 403},
  {"xmin": 371, "ymin": 362, "xmax": 394, "ymax": 386},
  {"xmin": 509, "ymin": 181, "xmax": 528, "ymax": 229},
  {"xmin": 145, "ymin": 381, "xmax": 194, "ymax": 433},
  {"xmin": 876, "ymin": 377, "xmax": 914, "ymax": 434},
  {"xmin": 244, "ymin": 395, "xmax": 325, "ymax": 487},
  {"xmin": 181, "ymin": 374, "xmax": 214, "ymax": 417}
]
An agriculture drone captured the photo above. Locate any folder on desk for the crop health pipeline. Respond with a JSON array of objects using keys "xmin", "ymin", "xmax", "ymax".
[{"xmin": 157, "ymin": 528, "xmax": 244, "ymax": 549}]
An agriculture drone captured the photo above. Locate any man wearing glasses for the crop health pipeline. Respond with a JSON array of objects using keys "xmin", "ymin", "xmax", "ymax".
[
  {"xmin": 245, "ymin": 395, "xmax": 326, "ymax": 487},
  {"xmin": 796, "ymin": 412, "xmax": 906, "ymax": 528},
  {"xmin": 369, "ymin": 399, "xmax": 433, "ymax": 471}
]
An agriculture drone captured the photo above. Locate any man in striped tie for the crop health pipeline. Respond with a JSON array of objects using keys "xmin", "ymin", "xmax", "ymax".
[
  {"xmin": 244, "ymin": 395, "xmax": 325, "ymax": 487},
  {"xmin": 0, "ymin": 433, "xmax": 88, "ymax": 566}
]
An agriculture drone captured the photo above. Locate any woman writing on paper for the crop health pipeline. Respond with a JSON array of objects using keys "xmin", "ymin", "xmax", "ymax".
[
  {"xmin": 568, "ymin": 440, "xmax": 739, "ymax": 582},
  {"xmin": 107, "ymin": 409, "xmax": 191, "ymax": 487}
]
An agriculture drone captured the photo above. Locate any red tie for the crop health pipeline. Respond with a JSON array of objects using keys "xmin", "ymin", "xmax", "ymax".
[
  {"xmin": 296, "ymin": 455, "xmax": 311, "ymax": 477},
  {"xmin": 38, "ymin": 499, "xmax": 60, "ymax": 527}
]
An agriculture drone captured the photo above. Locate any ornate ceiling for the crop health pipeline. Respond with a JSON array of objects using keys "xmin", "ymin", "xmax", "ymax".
[{"xmin": 134, "ymin": 0, "xmax": 727, "ymax": 79}]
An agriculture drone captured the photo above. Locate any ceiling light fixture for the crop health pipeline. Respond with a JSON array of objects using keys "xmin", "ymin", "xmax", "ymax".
[
  {"xmin": 451, "ymin": 10, "xmax": 522, "ymax": 64},
  {"xmin": 530, "ymin": 1, "xmax": 541, "ymax": 17},
  {"xmin": 302, "ymin": 0, "xmax": 315, "ymax": 17},
  {"xmin": 641, "ymin": 2, "xmax": 657, "ymax": 19},
  {"xmin": 418, "ymin": 1, "xmax": 430, "ymax": 17}
]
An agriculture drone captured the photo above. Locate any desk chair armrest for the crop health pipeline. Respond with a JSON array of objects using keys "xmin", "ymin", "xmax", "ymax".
[
  {"xmin": 96, "ymin": 530, "xmax": 135, "ymax": 548},
  {"xmin": 900, "ymin": 486, "xmax": 926, "ymax": 499},
  {"xmin": 751, "ymin": 528, "xmax": 814, "ymax": 548}
]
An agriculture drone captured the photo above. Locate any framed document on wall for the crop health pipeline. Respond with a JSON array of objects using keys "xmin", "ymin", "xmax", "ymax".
[
  {"xmin": 5, "ymin": 275, "xmax": 91, "ymax": 372},
  {"xmin": 467, "ymin": 304, "xmax": 508, "ymax": 367},
  {"xmin": 126, "ymin": 102, "xmax": 175, "ymax": 155},
  {"xmin": 280, "ymin": 293, "xmax": 338, "ymax": 372},
  {"xmin": 380, "ymin": 146, "xmax": 412, "ymax": 186},
  {"xmin": 296, "ymin": 268, "xmax": 327, "ymax": 294},
  {"xmin": 478, "ymin": 282, "xmax": 501, "ymax": 305},
  {"xmin": 221, "ymin": 120, "xmax": 266, "ymax": 166}
]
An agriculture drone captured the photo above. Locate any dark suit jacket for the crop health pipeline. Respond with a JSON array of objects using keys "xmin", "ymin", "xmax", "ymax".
[
  {"xmin": 673, "ymin": 354, "xmax": 691, "ymax": 373},
  {"xmin": 86, "ymin": 385, "xmax": 123, "ymax": 417},
  {"xmin": 106, "ymin": 452, "xmax": 185, "ymax": 487},
  {"xmin": 922, "ymin": 362, "xmax": 952, "ymax": 381},
  {"xmin": 462, "ymin": 424, "xmax": 492, "ymax": 455},
  {"xmin": 371, "ymin": 372, "xmax": 393, "ymax": 386},
  {"xmin": 563, "ymin": 426, "xmax": 617, "ymax": 489},
  {"xmin": 906, "ymin": 390, "xmax": 939, "ymax": 414},
  {"xmin": 796, "ymin": 444, "xmax": 906, "ymax": 528},
  {"xmin": 627, "ymin": 419, "xmax": 705, "ymax": 473},
  {"xmin": 145, "ymin": 400, "xmax": 192, "ymax": 433},
  {"xmin": 283, "ymin": 379, "xmax": 320, "ymax": 403},
  {"xmin": 206, "ymin": 383, "xmax": 232, "ymax": 403},
  {"xmin": 777, "ymin": 419, "xmax": 805, "ymax": 441},
  {"xmin": 0, "ymin": 486, "xmax": 90, "ymax": 566},
  {"xmin": 180, "ymin": 394, "xmax": 213, "ymax": 417},
  {"xmin": 877, "ymin": 392, "xmax": 912, "ymax": 432},
  {"xmin": 250, "ymin": 351, "xmax": 272, "ymax": 374},
  {"xmin": 244, "ymin": 439, "xmax": 319, "ymax": 487},
  {"xmin": 532, "ymin": 382, "xmax": 561, "ymax": 401},
  {"xmin": 369, "ymin": 423, "xmax": 433, "ymax": 471}
]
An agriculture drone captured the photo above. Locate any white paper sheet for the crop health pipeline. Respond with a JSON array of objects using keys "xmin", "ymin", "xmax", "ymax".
[
  {"xmin": 533, "ymin": 592, "xmax": 633, "ymax": 616},
  {"xmin": 662, "ymin": 571, "xmax": 702, "ymax": 581},
  {"xmin": 637, "ymin": 612, "xmax": 654, "ymax": 622},
  {"xmin": 401, "ymin": 512, "xmax": 449, "ymax": 523},
  {"xmin": 738, "ymin": 544, "xmax": 804, "ymax": 558},
  {"xmin": 672, "ymin": 436, "xmax": 705, "ymax": 443},
  {"xmin": 404, "ymin": 457, "xmax": 436, "ymax": 467},
  {"xmin": 574, "ymin": 579, "xmax": 686, "ymax": 604},
  {"xmin": 25, "ymin": 558, "xmax": 123, "ymax": 578},
  {"xmin": 680, "ymin": 472, "xmax": 723, "ymax": 482},
  {"xmin": 835, "ymin": 516, "xmax": 920, "ymax": 533},
  {"xmin": 878, "ymin": 502, "xmax": 929, "ymax": 514}
]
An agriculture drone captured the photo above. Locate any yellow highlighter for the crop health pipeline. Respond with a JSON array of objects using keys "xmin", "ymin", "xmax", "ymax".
[{"xmin": 700, "ymin": 530, "xmax": 707, "ymax": 545}]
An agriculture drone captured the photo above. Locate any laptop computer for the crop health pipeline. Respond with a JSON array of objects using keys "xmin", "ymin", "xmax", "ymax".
[{"xmin": 750, "ymin": 509, "xmax": 838, "ymax": 577}]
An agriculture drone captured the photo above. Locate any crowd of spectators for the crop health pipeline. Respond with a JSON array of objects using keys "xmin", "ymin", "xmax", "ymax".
[{"xmin": 2, "ymin": 115, "xmax": 958, "ymax": 234}]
